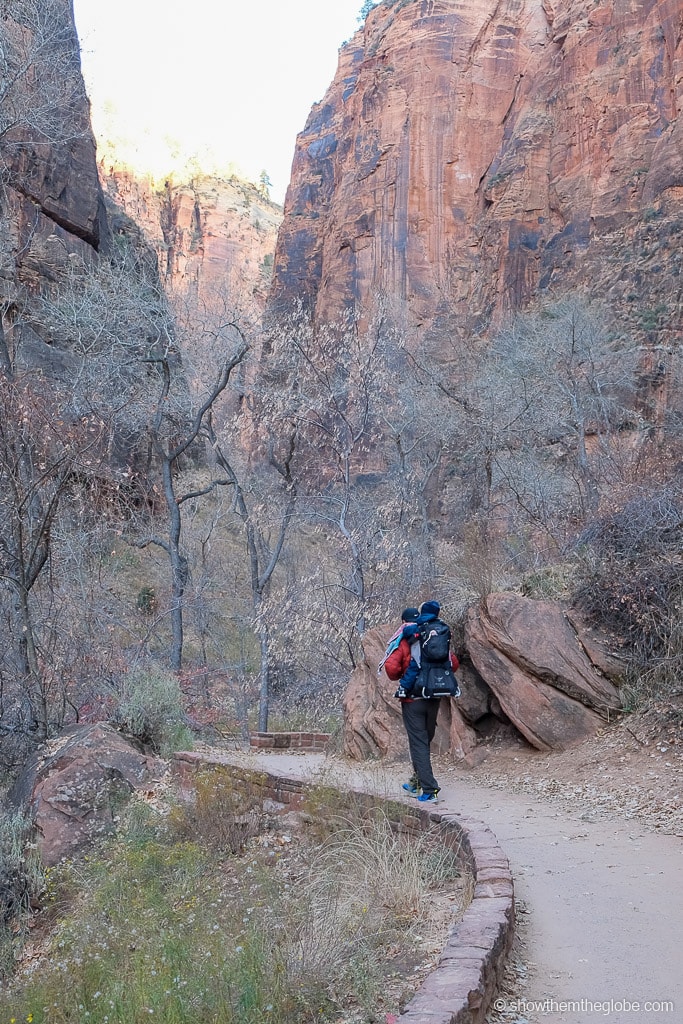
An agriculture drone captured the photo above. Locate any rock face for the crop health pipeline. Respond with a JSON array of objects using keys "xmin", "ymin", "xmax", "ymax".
[
  {"xmin": 465, "ymin": 593, "xmax": 622, "ymax": 750},
  {"xmin": 100, "ymin": 166, "xmax": 282, "ymax": 315},
  {"xmin": 270, "ymin": 0, "xmax": 682, "ymax": 341},
  {"xmin": 6, "ymin": 723, "xmax": 164, "ymax": 866},
  {"xmin": 1, "ymin": 0, "xmax": 108, "ymax": 299}
]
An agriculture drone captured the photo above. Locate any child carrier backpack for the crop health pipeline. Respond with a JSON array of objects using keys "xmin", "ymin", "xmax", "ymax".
[
  {"xmin": 378, "ymin": 626, "xmax": 403, "ymax": 675},
  {"xmin": 415, "ymin": 619, "xmax": 461, "ymax": 699}
]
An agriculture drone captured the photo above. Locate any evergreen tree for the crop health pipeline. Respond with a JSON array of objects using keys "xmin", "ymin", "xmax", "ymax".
[{"xmin": 357, "ymin": 0, "xmax": 379, "ymax": 25}]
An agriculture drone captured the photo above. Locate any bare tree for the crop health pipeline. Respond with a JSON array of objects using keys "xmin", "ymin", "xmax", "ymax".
[
  {"xmin": 276, "ymin": 308, "xmax": 386, "ymax": 647},
  {"xmin": 412, "ymin": 297, "xmax": 641, "ymax": 563},
  {"xmin": 205, "ymin": 413, "xmax": 298, "ymax": 731},
  {"xmin": 0, "ymin": 369, "xmax": 110, "ymax": 738},
  {"xmin": 135, "ymin": 329, "xmax": 249, "ymax": 671},
  {"xmin": 0, "ymin": 236, "xmax": 175, "ymax": 743},
  {"xmin": 258, "ymin": 304, "xmax": 445, "ymax": 678},
  {"xmin": 485, "ymin": 298, "xmax": 639, "ymax": 524}
]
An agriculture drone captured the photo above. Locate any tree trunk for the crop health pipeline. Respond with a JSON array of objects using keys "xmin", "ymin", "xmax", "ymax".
[
  {"xmin": 257, "ymin": 620, "xmax": 270, "ymax": 733},
  {"xmin": 16, "ymin": 585, "xmax": 48, "ymax": 739},
  {"xmin": 161, "ymin": 456, "xmax": 186, "ymax": 672}
]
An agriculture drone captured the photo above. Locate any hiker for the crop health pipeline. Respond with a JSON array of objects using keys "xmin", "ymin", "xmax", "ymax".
[
  {"xmin": 384, "ymin": 600, "xmax": 460, "ymax": 803},
  {"xmin": 378, "ymin": 606, "xmax": 419, "ymax": 676}
]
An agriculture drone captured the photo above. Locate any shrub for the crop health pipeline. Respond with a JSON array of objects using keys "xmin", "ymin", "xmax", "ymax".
[
  {"xmin": 116, "ymin": 662, "xmax": 193, "ymax": 754},
  {"xmin": 0, "ymin": 812, "xmax": 44, "ymax": 979},
  {"xmin": 521, "ymin": 563, "xmax": 578, "ymax": 600},
  {"xmin": 573, "ymin": 488, "xmax": 683, "ymax": 707},
  {"xmin": 169, "ymin": 766, "xmax": 267, "ymax": 854},
  {"xmin": 312, "ymin": 814, "xmax": 461, "ymax": 927}
]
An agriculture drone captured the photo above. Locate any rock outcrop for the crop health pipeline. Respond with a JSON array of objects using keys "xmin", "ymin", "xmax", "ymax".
[
  {"xmin": 465, "ymin": 593, "xmax": 622, "ymax": 750},
  {"xmin": 344, "ymin": 595, "xmax": 622, "ymax": 760},
  {"xmin": 7, "ymin": 723, "xmax": 164, "ymax": 866},
  {"xmin": 99, "ymin": 166, "xmax": 282, "ymax": 315},
  {"xmin": 1, "ymin": 0, "xmax": 109, "ymax": 300},
  {"xmin": 270, "ymin": 0, "xmax": 682, "ymax": 342}
]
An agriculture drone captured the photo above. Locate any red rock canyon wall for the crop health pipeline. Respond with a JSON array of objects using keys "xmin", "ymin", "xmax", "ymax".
[{"xmin": 270, "ymin": 0, "xmax": 683, "ymax": 341}]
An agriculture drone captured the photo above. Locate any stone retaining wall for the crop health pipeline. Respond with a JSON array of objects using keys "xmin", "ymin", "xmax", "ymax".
[
  {"xmin": 248, "ymin": 731, "xmax": 331, "ymax": 750},
  {"xmin": 172, "ymin": 751, "xmax": 515, "ymax": 1023}
]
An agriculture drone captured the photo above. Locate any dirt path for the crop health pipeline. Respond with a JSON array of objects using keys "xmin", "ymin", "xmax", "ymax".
[
  {"xmin": 213, "ymin": 747, "xmax": 682, "ymax": 1024},
  {"xmin": 451, "ymin": 779, "xmax": 681, "ymax": 1024}
]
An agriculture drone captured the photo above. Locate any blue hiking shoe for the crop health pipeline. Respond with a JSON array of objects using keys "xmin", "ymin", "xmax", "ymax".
[
  {"xmin": 417, "ymin": 790, "xmax": 440, "ymax": 803},
  {"xmin": 402, "ymin": 781, "xmax": 421, "ymax": 797}
]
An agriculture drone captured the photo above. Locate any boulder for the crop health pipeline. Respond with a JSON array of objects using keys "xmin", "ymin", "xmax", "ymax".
[
  {"xmin": 7, "ymin": 723, "xmax": 164, "ymax": 866},
  {"xmin": 343, "ymin": 626, "xmax": 477, "ymax": 762},
  {"xmin": 465, "ymin": 594, "xmax": 622, "ymax": 751},
  {"xmin": 342, "ymin": 626, "xmax": 409, "ymax": 760},
  {"xmin": 455, "ymin": 658, "xmax": 499, "ymax": 724}
]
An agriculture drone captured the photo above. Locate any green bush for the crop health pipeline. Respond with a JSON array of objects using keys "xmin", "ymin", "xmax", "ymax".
[{"xmin": 117, "ymin": 663, "xmax": 193, "ymax": 754}]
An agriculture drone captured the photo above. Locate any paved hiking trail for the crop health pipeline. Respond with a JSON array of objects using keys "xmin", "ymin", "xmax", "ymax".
[{"xmin": 219, "ymin": 747, "xmax": 682, "ymax": 1024}]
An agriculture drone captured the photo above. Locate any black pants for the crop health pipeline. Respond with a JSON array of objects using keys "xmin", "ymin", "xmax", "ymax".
[{"xmin": 401, "ymin": 698, "xmax": 440, "ymax": 795}]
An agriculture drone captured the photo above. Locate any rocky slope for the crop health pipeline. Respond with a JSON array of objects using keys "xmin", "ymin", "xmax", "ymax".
[{"xmin": 270, "ymin": 0, "xmax": 683, "ymax": 342}]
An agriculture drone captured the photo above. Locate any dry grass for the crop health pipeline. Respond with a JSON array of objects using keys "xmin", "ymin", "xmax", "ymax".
[{"xmin": 0, "ymin": 773, "xmax": 470, "ymax": 1023}]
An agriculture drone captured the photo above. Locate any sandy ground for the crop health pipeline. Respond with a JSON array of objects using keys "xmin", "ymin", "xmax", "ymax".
[{"xmin": 208, "ymin": 732, "xmax": 682, "ymax": 1024}]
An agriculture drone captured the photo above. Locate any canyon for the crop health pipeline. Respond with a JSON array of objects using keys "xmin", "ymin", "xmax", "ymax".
[
  {"xmin": 6, "ymin": 0, "xmax": 681, "ymax": 354},
  {"xmin": 1, "ymin": 0, "xmax": 681, "ymax": 767}
]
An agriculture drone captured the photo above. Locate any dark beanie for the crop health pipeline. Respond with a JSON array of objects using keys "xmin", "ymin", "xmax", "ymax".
[
  {"xmin": 401, "ymin": 607, "xmax": 419, "ymax": 622},
  {"xmin": 419, "ymin": 600, "xmax": 441, "ymax": 617}
]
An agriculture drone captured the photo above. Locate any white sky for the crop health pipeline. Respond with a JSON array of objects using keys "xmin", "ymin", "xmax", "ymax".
[{"xmin": 72, "ymin": 0, "xmax": 368, "ymax": 204}]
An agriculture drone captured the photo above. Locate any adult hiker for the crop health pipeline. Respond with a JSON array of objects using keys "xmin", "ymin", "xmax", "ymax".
[{"xmin": 384, "ymin": 600, "xmax": 460, "ymax": 803}]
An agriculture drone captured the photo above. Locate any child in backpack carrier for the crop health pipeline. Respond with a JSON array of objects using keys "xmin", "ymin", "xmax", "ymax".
[
  {"xmin": 397, "ymin": 600, "xmax": 460, "ymax": 697},
  {"xmin": 378, "ymin": 606, "xmax": 419, "ymax": 680}
]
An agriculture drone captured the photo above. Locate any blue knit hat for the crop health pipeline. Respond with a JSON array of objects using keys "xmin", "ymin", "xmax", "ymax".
[{"xmin": 419, "ymin": 600, "xmax": 440, "ymax": 617}]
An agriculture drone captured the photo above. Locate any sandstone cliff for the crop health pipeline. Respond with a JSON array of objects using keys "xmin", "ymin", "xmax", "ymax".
[
  {"xmin": 99, "ymin": 166, "xmax": 282, "ymax": 316},
  {"xmin": 270, "ymin": 0, "xmax": 682, "ymax": 342},
  {"xmin": 0, "ymin": 0, "xmax": 108, "ymax": 305}
]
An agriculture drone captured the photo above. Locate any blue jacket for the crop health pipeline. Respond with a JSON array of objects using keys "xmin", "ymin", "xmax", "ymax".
[
  {"xmin": 400, "ymin": 610, "xmax": 439, "ymax": 690},
  {"xmin": 400, "ymin": 610, "xmax": 459, "ymax": 693}
]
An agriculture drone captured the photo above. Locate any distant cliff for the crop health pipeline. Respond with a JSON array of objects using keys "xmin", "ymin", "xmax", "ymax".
[
  {"xmin": 99, "ymin": 167, "xmax": 282, "ymax": 315},
  {"xmin": 270, "ymin": 0, "xmax": 682, "ymax": 341},
  {"xmin": 0, "ymin": 0, "xmax": 280, "ymax": 335}
]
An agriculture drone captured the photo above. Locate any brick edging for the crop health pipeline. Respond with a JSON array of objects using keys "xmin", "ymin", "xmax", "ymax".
[{"xmin": 172, "ymin": 752, "xmax": 514, "ymax": 1023}]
